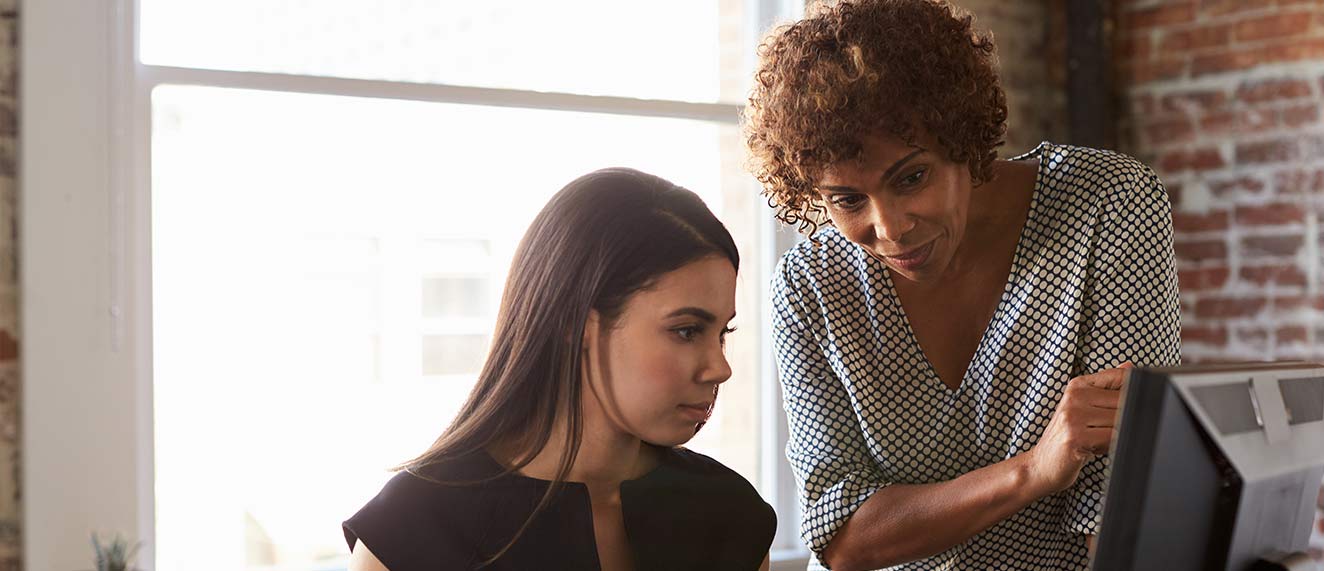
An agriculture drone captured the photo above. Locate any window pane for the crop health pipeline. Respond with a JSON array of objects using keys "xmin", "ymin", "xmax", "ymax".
[
  {"xmin": 140, "ymin": 0, "xmax": 753, "ymax": 103},
  {"xmin": 422, "ymin": 276, "xmax": 490, "ymax": 319},
  {"xmin": 421, "ymin": 334, "xmax": 489, "ymax": 376},
  {"xmin": 151, "ymin": 85, "xmax": 766, "ymax": 571}
]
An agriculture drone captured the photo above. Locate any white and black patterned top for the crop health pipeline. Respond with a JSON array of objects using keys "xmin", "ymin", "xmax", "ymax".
[{"xmin": 771, "ymin": 143, "xmax": 1182, "ymax": 571}]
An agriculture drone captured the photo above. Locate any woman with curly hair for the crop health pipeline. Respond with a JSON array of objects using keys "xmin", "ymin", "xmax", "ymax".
[{"xmin": 745, "ymin": 1, "xmax": 1179, "ymax": 569}]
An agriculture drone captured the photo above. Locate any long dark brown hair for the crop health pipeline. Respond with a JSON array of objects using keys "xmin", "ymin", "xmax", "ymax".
[{"xmin": 401, "ymin": 167, "xmax": 739, "ymax": 565}]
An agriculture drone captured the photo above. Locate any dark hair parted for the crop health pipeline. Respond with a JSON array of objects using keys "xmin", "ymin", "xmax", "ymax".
[
  {"xmin": 744, "ymin": 0, "xmax": 1008, "ymax": 236},
  {"xmin": 400, "ymin": 167, "xmax": 739, "ymax": 566}
]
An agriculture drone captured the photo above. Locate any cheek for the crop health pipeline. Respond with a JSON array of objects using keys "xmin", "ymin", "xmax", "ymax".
[
  {"xmin": 609, "ymin": 339, "xmax": 689, "ymax": 412},
  {"xmin": 916, "ymin": 180, "xmax": 967, "ymax": 235},
  {"xmin": 633, "ymin": 348, "xmax": 691, "ymax": 403},
  {"xmin": 829, "ymin": 212, "xmax": 873, "ymax": 243}
]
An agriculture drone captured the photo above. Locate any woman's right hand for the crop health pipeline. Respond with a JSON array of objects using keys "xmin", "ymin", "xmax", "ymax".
[{"xmin": 1024, "ymin": 363, "xmax": 1134, "ymax": 494}]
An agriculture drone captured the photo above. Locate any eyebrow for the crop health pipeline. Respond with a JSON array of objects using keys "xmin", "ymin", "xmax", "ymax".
[
  {"xmin": 665, "ymin": 307, "xmax": 737, "ymax": 322},
  {"xmin": 819, "ymin": 148, "xmax": 926, "ymax": 193}
]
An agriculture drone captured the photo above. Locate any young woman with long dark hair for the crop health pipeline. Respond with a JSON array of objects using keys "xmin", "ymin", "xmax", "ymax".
[{"xmin": 343, "ymin": 168, "xmax": 776, "ymax": 571}]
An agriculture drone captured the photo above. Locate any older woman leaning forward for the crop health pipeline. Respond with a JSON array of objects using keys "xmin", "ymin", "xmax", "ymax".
[{"xmin": 744, "ymin": 1, "xmax": 1180, "ymax": 570}]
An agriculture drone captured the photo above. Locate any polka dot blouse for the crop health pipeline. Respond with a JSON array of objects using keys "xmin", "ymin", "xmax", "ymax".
[{"xmin": 771, "ymin": 143, "xmax": 1182, "ymax": 570}]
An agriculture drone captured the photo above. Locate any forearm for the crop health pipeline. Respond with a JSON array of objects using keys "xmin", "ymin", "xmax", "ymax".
[{"xmin": 822, "ymin": 452, "xmax": 1046, "ymax": 571}]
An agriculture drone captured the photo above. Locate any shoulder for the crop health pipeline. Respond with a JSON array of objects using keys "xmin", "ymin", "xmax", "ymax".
[
  {"xmin": 657, "ymin": 447, "xmax": 776, "ymax": 528},
  {"xmin": 660, "ymin": 448, "xmax": 772, "ymax": 514},
  {"xmin": 772, "ymin": 227, "xmax": 871, "ymax": 303},
  {"xmin": 776, "ymin": 227, "xmax": 856, "ymax": 277},
  {"xmin": 1033, "ymin": 142, "xmax": 1168, "ymax": 214},
  {"xmin": 372, "ymin": 451, "xmax": 505, "ymax": 504},
  {"xmin": 664, "ymin": 447, "xmax": 754, "ymax": 484},
  {"xmin": 625, "ymin": 448, "xmax": 776, "ymax": 567},
  {"xmin": 342, "ymin": 451, "xmax": 506, "ymax": 565},
  {"xmin": 1033, "ymin": 142, "xmax": 1156, "ymax": 183}
]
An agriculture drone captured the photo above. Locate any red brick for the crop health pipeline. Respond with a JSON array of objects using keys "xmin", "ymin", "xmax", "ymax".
[
  {"xmin": 1277, "ymin": 325, "xmax": 1310, "ymax": 344},
  {"xmin": 1161, "ymin": 24, "xmax": 1233, "ymax": 53},
  {"xmin": 1241, "ymin": 234, "xmax": 1305, "ymax": 257},
  {"xmin": 1283, "ymin": 102, "xmax": 1322, "ymax": 128},
  {"xmin": 1196, "ymin": 296, "xmax": 1266, "ymax": 318},
  {"xmin": 1273, "ymin": 169, "xmax": 1324, "ymax": 194},
  {"xmin": 1209, "ymin": 176, "xmax": 1266, "ymax": 198},
  {"xmin": 1172, "ymin": 209, "xmax": 1230, "ymax": 232},
  {"xmin": 1236, "ymin": 78, "xmax": 1314, "ymax": 103},
  {"xmin": 1124, "ymin": 58, "xmax": 1188, "ymax": 83},
  {"xmin": 1200, "ymin": 110, "xmax": 1237, "ymax": 135},
  {"xmin": 1233, "ymin": 12, "xmax": 1316, "ymax": 43},
  {"xmin": 1193, "ymin": 50, "xmax": 1261, "ymax": 76},
  {"xmin": 1161, "ymin": 90, "xmax": 1228, "ymax": 113},
  {"xmin": 1235, "ymin": 203, "xmax": 1306, "ymax": 225},
  {"xmin": 1240, "ymin": 264, "xmax": 1309, "ymax": 287},
  {"xmin": 1127, "ymin": 2, "xmax": 1197, "ymax": 29},
  {"xmin": 1271, "ymin": 295, "xmax": 1312, "ymax": 317},
  {"xmin": 1194, "ymin": 40, "xmax": 1324, "ymax": 77},
  {"xmin": 0, "ymin": 331, "xmax": 14, "ymax": 361},
  {"xmin": 1183, "ymin": 324, "xmax": 1230, "ymax": 346},
  {"xmin": 1236, "ymin": 139, "xmax": 1299, "ymax": 164},
  {"xmin": 1175, "ymin": 239, "xmax": 1228, "ymax": 262},
  {"xmin": 1145, "ymin": 117, "xmax": 1196, "ymax": 145},
  {"xmin": 1261, "ymin": 37, "xmax": 1324, "ymax": 65},
  {"xmin": 1160, "ymin": 147, "xmax": 1227, "ymax": 172},
  {"xmin": 1202, "ymin": 0, "xmax": 1269, "ymax": 17},
  {"xmin": 1179, "ymin": 266, "xmax": 1231, "ymax": 290},
  {"xmin": 1117, "ymin": 33, "xmax": 1153, "ymax": 63}
]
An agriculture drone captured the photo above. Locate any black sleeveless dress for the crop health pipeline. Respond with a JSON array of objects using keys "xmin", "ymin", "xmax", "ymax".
[{"xmin": 343, "ymin": 446, "xmax": 776, "ymax": 571}]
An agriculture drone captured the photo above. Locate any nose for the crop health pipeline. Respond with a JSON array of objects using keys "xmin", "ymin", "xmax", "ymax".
[
  {"xmin": 870, "ymin": 199, "xmax": 915, "ymax": 243},
  {"xmin": 703, "ymin": 342, "xmax": 733, "ymax": 386}
]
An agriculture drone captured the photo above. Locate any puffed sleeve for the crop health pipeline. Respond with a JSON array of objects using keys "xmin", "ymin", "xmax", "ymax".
[
  {"xmin": 1065, "ymin": 155, "xmax": 1182, "ymax": 535},
  {"xmin": 771, "ymin": 253, "xmax": 889, "ymax": 566}
]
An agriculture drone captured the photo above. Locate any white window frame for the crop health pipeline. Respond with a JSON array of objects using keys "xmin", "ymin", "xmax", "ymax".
[{"xmin": 22, "ymin": 1, "xmax": 808, "ymax": 569}]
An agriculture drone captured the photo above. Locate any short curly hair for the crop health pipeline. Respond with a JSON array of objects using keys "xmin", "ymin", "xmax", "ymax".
[{"xmin": 744, "ymin": 0, "xmax": 1008, "ymax": 236}]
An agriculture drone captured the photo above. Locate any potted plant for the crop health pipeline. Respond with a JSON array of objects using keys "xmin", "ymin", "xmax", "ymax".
[{"xmin": 91, "ymin": 533, "xmax": 141, "ymax": 571}]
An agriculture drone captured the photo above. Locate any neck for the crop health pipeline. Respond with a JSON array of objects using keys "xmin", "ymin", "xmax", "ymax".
[
  {"xmin": 498, "ymin": 399, "xmax": 656, "ymax": 488},
  {"xmin": 946, "ymin": 159, "xmax": 1035, "ymax": 278}
]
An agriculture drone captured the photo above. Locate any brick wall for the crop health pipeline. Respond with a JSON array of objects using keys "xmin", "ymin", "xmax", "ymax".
[
  {"xmin": 961, "ymin": 0, "xmax": 1069, "ymax": 155},
  {"xmin": 0, "ymin": 0, "xmax": 15, "ymax": 568},
  {"xmin": 0, "ymin": 4, "xmax": 13, "ymax": 571},
  {"xmin": 1115, "ymin": 0, "xmax": 1324, "ymax": 363},
  {"xmin": 1112, "ymin": 0, "xmax": 1324, "ymax": 562}
]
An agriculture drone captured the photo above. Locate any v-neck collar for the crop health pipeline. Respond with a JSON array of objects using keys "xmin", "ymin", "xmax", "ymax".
[{"xmin": 875, "ymin": 142, "xmax": 1050, "ymax": 395}]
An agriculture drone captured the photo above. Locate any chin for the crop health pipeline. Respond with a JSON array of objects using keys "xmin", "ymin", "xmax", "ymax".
[{"xmin": 643, "ymin": 427, "xmax": 699, "ymax": 448}]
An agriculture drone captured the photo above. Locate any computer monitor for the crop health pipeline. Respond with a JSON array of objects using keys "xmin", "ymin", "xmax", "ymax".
[{"xmin": 1093, "ymin": 362, "xmax": 1324, "ymax": 571}]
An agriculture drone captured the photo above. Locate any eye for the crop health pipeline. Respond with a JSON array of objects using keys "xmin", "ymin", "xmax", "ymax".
[
  {"xmin": 719, "ymin": 326, "xmax": 737, "ymax": 347},
  {"xmin": 828, "ymin": 194, "xmax": 865, "ymax": 211},
  {"xmin": 897, "ymin": 167, "xmax": 927, "ymax": 189},
  {"xmin": 673, "ymin": 325, "xmax": 703, "ymax": 342}
]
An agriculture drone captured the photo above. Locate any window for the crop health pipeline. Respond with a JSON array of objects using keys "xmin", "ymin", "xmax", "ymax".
[{"xmin": 24, "ymin": 1, "xmax": 807, "ymax": 569}]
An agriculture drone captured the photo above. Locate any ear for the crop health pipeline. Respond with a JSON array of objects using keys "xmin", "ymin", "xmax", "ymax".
[{"xmin": 582, "ymin": 309, "xmax": 602, "ymax": 352}]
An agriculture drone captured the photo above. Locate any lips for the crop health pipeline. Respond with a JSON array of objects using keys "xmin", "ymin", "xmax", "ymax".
[
  {"xmin": 883, "ymin": 241, "xmax": 934, "ymax": 271},
  {"xmin": 677, "ymin": 401, "xmax": 714, "ymax": 423}
]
